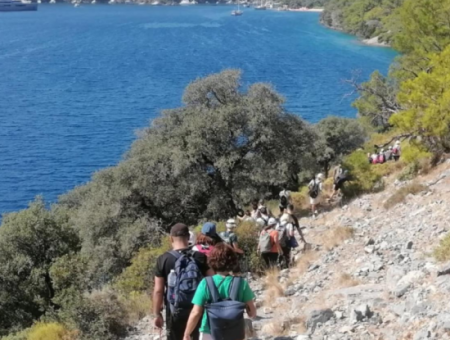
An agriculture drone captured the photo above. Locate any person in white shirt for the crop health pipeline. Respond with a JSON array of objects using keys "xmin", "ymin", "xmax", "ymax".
[{"xmin": 308, "ymin": 173, "xmax": 324, "ymax": 217}]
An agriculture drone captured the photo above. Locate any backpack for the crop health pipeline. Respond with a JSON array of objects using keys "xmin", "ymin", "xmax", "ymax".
[
  {"xmin": 205, "ymin": 277, "xmax": 246, "ymax": 340},
  {"xmin": 377, "ymin": 154, "xmax": 385, "ymax": 164},
  {"xmin": 220, "ymin": 231, "xmax": 235, "ymax": 247},
  {"xmin": 277, "ymin": 225, "xmax": 289, "ymax": 248},
  {"xmin": 167, "ymin": 250, "xmax": 203, "ymax": 319},
  {"xmin": 197, "ymin": 244, "xmax": 214, "ymax": 256},
  {"xmin": 393, "ymin": 147, "xmax": 399, "ymax": 155},
  {"xmin": 259, "ymin": 230, "xmax": 273, "ymax": 253},
  {"xmin": 309, "ymin": 180, "xmax": 319, "ymax": 199}
]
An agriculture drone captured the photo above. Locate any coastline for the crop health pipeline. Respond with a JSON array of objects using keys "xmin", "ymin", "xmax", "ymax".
[
  {"xmin": 289, "ymin": 7, "xmax": 323, "ymax": 12},
  {"xmin": 361, "ymin": 36, "xmax": 390, "ymax": 47}
]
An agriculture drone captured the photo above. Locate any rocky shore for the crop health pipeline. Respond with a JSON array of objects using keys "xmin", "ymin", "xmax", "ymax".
[{"xmin": 125, "ymin": 161, "xmax": 450, "ymax": 340}]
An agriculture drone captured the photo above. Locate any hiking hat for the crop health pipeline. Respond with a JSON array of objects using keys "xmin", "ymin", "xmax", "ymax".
[
  {"xmin": 201, "ymin": 222, "xmax": 217, "ymax": 236},
  {"xmin": 317, "ymin": 173, "xmax": 324, "ymax": 181},
  {"xmin": 268, "ymin": 217, "xmax": 277, "ymax": 226},
  {"xmin": 389, "ymin": 146, "xmax": 393, "ymax": 150},
  {"xmin": 226, "ymin": 218, "xmax": 237, "ymax": 229},
  {"xmin": 395, "ymin": 140, "xmax": 401, "ymax": 145},
  {"xmin": 170, "ymin": 223, "xmax": 190, "ymax": 238}
]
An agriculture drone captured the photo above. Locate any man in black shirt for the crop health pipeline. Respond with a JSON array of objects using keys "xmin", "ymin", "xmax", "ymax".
[{"xmin": 153, "ymin": 223, "xmax": 213, "ymax": 340}]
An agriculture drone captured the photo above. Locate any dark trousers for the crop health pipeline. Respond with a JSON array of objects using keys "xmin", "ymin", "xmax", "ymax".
[
  {"xmin": 166, "ymin": 309, "xmax": 200, "ymax": 340},
  {"xmin": 262, "ymin": 252, "xmax": 279, "ymax": 268},
  {"xmin": 280, "ymin": 246, "xmax": 291, "ymax": 268}
]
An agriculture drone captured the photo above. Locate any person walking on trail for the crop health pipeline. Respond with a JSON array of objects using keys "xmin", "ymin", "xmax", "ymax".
[
  {"xmin": 385, "ymin": 146, "xmax": 393, "ymax": 162},
  {"xmin": 392, "ymin": 141, "xmax": 401, "ymax": 162},
  {"xmin": 193, "ymin": 222, "xmax": 222, "ymax": 256},
  {"xmin": 153, "ymin": 223, "xmax": 214, "ymax": 340},
  {"xmin": 279, "ymin": 189, "xmax": 291, "ymax": 211},
  {"xmin": 258, "ymin": 217, "xmax": 282, "ymax": 268},
  {"xmin": 308, "ymin": 173, "xmax": 324, "ymax": 217},
  {"xmin": 220, "ymin": 219, "xmax": 244, "ymax": 255},
  {"xmin": 333, "ymin": 164, "xmax": 343, "ymax": 182},
  {"xmin": 250, "ymin": 201, "xmax": 260, "ymax": 220},
  {"xmin": 258, "ymin": 206, "xmax": 271, "ymax": 226},
  {"xmin": 183, "ymin": 243, "xmax": 257, "ymax": 340},
  {"xmin": 277, "ymin": 216, "xmax": 293, "ymax": 268},
  {"xmin": 284, "ymin": 204, "xmax": 307, "ymax": 245},
  {"xmin": 329, "ymin": 170, "xmax": 349, "ymax": 202}
]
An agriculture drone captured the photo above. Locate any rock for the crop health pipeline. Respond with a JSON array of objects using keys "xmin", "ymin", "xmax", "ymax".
[
  {"xmin": 308, "ymin": 264, "xmax": 320, "ymax": 272},
  {"xmin": 352, "ymin": 304, "xmax": 373, "ymax": 323},
  {"xmin": 245, "ymin": 318, "xmax": 255, "ymax": 338},
  {"xmin": 296, "ymin": 335, "xmax": 310, "ymax": 340},
  {"xmin": 366, "ymin": 238, "xmax": 375, "ymax": 246},
  {"xmin": 406, "ymin": 241, "xmax": 414, "ymax": 250},
  {"xmin": 334, "ymin": 311, "xmax": 344, "ymax": 319},
  {"xmin": 394, "ymin": 271, "xmax": 425, "ymax": 297},
  {"xmin": 252, "ymin": 321, "xmax": 262, "ymax": 331},
  {"xmin": 307, "ymin": 309, "xmax": 334, "ymax": 331},
  {"xmin": 364, "ymin": 246, "xmax": 375, "ymax": 254},
  {"xmin": 437, "ymin": 261, "xmax": 450, "ymax": 277},
  {"xmin": 339, "ymin": 325, "xmax": 355, "ymax": 334},
  {"xmin": 264, "ymin": 307, "xmax": 273, "ymax": 314},
  {"xmin": 284, "ymin": 286, "xmax": 297, "ymax": 297},
  {"xmin": 386, "ymin": 266, "xmax": 406, "ymax": 291},
  {"xmin": 414, "ymin": 328, "xmax": 431, "ymax": 340}
]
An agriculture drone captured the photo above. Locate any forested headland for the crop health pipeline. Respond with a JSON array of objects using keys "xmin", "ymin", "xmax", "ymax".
[{"xmin": 3, "ymin": 0, "xmax": 450, "ymax": 339}]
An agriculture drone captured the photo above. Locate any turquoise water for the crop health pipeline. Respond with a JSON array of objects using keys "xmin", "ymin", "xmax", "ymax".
[{"xmin": 0, "ymin": 5, "xmax": 396, "ymax": 215}]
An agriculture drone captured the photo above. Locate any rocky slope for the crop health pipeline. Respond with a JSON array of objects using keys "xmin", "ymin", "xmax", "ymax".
[{"xmin": 126, "ymin": 161, "xmax": 450, "ymax": 340}]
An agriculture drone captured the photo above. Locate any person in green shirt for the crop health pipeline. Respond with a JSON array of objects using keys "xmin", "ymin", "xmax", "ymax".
[{"xmin": 183, "ymin": 243, "xmax": 257, "ymax": 340}]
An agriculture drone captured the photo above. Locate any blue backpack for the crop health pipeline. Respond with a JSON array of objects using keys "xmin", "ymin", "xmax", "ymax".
[
  {"xmin": 167, "ymin": 250, "xmax": 203, "ymax": 319},
  {"xmin": 205, "ymin": 276, "xmax": 246, "ymax": 340}
]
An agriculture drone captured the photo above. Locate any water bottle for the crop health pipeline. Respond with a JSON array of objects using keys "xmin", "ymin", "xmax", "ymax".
[{"xmin": 168, "ymin": 269, "xmax": 177, "ymax": 288}]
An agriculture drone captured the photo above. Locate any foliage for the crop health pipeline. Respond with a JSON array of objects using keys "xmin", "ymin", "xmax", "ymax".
[
  {"xmin": 314, "ymin": 116, "xmax": 367, "ymax": 176},
  {"xmin": 27, "ymin": 322, "xmax": 74, "ymax": 340},
  {"xmin": 392, "ymin": 47, "xmax": 450, "ymax": 152},
  {"xmin": 342, "ymin": 150, "xmax": 382, "ymax": 197},
  {"xmin": 113, "ymin": 237, "xmax": 170, "ymax": 294},
  {"xmin": 0, "ymin": 199, "xmax": 79, "ymax": 336},
  {"xmin": 0, "ymin": 330, "xmax": 29, "ymax": 340},
  {"xmin": 280, "ymin": 0, "xmax": 326, "ymax": 9},
  {"xmin": 434, "ymin": 233, "xmax": 450, "ymax": 262},
  {"xmin": 383, "ymin": 182, "xmax": 427, "ymax": 209},
  {"xmin": 234, "ymin": 221, "xmax": 265, "ymax": 274}
]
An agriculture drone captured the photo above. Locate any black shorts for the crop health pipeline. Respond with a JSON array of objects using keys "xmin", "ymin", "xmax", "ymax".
[{"xmin": 166, "ymin": 309, "xmax": 200, "ymax": 340}]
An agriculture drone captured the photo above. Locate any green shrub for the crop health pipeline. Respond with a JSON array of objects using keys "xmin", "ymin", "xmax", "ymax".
[
  {"xmin": 383, "ymin": 182, "xmax": 427, "ymax": 209},
  {"xmin": 235, "ymin": 221, "xmax": 265, "ymax": 274},
  {"xmin": 114, "ymin": 237, "xmax": 171, "ymax": 294},
  {"xmin": 27, "ymin": 322, "xmax": 74, "ymax": 340},
  {"xmin": 1, "ymin": 329, "xmax": 29, "ymax": 340},
  {"xmin": 434, "ymin": 234, "xmax": 450, "ymax": 262},
  {"xmin": 342, "ymin": 151, "xmax": 382, "ymax": 198}
]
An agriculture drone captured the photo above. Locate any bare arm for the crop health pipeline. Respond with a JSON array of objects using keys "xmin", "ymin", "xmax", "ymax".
[
  {"xmin": 153, "ymin": 277, "xmax": 165, "ymax": 316},
  {"xmin": 206, "ymin": 268, "xmax": 215, "ymax": 276},
  {"xmin": 183, "ymin": 305, "xmax": 204, "ymax": 340},
  {"xmin": 246, "ymin": 300, "xmax": 257, "ymax": 319}
]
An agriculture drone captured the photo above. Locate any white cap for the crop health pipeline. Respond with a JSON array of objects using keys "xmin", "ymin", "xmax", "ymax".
[
  {"xmin": 268, "ymin": 217, "xmax": 277, "ymax": 226},
  {"xmin": 317, "ymin": 173, "xmax": 324, "ymax": 181},
  {"xmin": 395, "ymin": 140, "xmax": 401, "ymax": 145},
  {"xmin": 226, "ymin": 218, "xmax": 236, "ymax": 229}
]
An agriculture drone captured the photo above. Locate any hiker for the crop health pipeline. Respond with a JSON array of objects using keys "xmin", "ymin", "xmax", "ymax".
[
  {"xmin": 193, "ymin": 222, "xmax": 222, "ymax": 256},
  {"xmin": 183, "ymin": 243, "xmax": 257, "ymax": 340},
  {"xmin": 278, "ymin": 206, "xmax": 285, "ymax": 218},
  {"xmin": 333, "ymin": 164, "xmax": 343, "ymax": 182},
  {"xmin": 258, "ymin": 206, "xmax": 271, "ymax": 226},
  {"xmin": 370, "ymin": 152, "xmax": 378, "ymax": 164},
  {"xmin": 377, "ymin": 149, "xmax": 386, "ymax": 164},
  {"xmin": 385, "ymin": 146, "xmax": 393, "ymax": 161},
  {"xmin": 237, "ymin": 210, "xmax": 254, "ymax": 223},
  {"xmin": 308, "ymin": 173, "xmax": 324, "ymax": 217},
  {"xmin": 220, "ymin": 219, "xmax": 244, "ymax": 255},
  {"xmin": 153, "ymin": 223, "xmax": 214, "ymax": 340},
  {"xmin": 279, "ymin": 188, "xmax": 291, "ymax": 210},
  {"xmin": 330, "ymin": 170, "xmax": 349, "ymax": 201},
  {"xmin": 258, "ymin": 217, "xmax": 282, "ymax": 268},
  {"xmin": 284, "ymin": 204, "xmax": 307, "ymax": 244},
  {"xmin": 250, "ymin": 201, "xmax": 260, "ymax": 220},
  {"xmin": 258, "ymin": 199, "xmax": 273, "ymax": 217},
  {"xmin": 277, "ymin": 217, "xmax": 293, "ymax": 268},
  {"xmin": 392, "ymin": 141, "xmax": 401, "ymax": 162}
]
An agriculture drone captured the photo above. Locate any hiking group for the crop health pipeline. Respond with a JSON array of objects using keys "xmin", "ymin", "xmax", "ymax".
[
  {"xmin": 368, "ymin": 140, "xmax": 402, "ymax": 165},
  {"xmin": 152, "ymin": 174, "xmax": 353, "ymax": 340}
]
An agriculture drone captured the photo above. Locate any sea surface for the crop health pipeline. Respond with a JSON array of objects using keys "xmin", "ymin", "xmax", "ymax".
[{"xmin": 0, "ymin": 5, "xmax": 397, "ymax": 215}]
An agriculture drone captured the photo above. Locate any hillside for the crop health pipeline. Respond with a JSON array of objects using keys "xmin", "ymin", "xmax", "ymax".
[{"xmin": 127, "ymin": 161, "xmax": 450, "ymax": 340}]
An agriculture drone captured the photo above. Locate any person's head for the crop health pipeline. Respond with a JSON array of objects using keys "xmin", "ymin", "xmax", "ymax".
[
  {"xmin": 237, "ymin": 209, "xmax": 244, "ymax": 218},
  {"xmin": 267, "ymin": 217, "xmax": 277, "ymax": 228},
  {"xmin": 259, "ymin": 206, "xmax": 267, "ymax": 215},
  {"xmin": 170, "ymin": 223, "xmax": 190, "ymax": 246},
  {"xmin": 245, "ymin": 210, "xmax": 251, "ymax": 217},
  {"xmin": 395, "ymin": 140, "xmax": 401, "ymax": 146},
  {"xmin": 258, "ymin": 199, "xmax": 265, "ymax": 207},
  {"xmin": 226, "ymin": 218, "xmax": 236, "ymax": 231},
  {"xmin": 197, "ymin": 222, "xmax": 220, "ymax": 246},
  {"xmin": 380, "ymin": 149, "xmax": 384, "ymax": 154},
  {"xmin": 287, "ymin": 203, "xmax": 294, "ymax": 213},
  {"xmin": 316, "ymin": 173, "xmax": 324, "ymax": 182},
  {"xmin": 389, "ymin": 146, "xmax": 393, "ymax": 150},
  {"xmin": 208, "ymin": 243, "xmax": 239, "ymax": 273},
  {"xmin": 251, "ymin": 201, "xmax": 258, "ymax": 210}
]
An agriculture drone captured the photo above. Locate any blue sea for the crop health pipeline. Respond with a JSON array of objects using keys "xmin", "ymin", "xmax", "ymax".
[{"xmin": 0, "ymin": 5, "xmax": 397, "ymax": 215}]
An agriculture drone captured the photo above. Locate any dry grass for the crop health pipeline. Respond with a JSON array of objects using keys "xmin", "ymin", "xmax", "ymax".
[
  {"xmin": 335, "ymin": 273, "xmax": 360, "ymax": 288},
  {"xmin": 295, "ymin": 250, "xmax": 320, "ymax": 274},
  {"xmin": 120, "ymin": 291, "xmax": 152, "ymax": 324},
  {"xmin": 383, "ymin": 182, "xmax": 427, "ymax": 209},
  {"xmin": 261, "ymin": 316, "xmax": 306, "ymax": 337},
  {"xmin": 318, "ymin": 226, "xmax": 355, "ymax": 250},
  {"xmin": 262, "ymin": 268, "xmax": 285, "ymax": 307}
]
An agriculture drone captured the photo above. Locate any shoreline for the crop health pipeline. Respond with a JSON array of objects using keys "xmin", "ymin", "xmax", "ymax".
[{"xmin": 289, "ymin": 7, "xmax": 323, "ymax": 12}]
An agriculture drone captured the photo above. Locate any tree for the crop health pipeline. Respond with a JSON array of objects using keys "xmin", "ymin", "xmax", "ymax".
[
  {"xmin": 315, "ymin": 116, "xmax": 367, "ymax": 176},
  {"xmin": 391, "ymin": 46, "xmax": 450, "ymax": 152},
  {"xmin": 0, "ymin": 199, "xmax": 79, "ymax": 335}
]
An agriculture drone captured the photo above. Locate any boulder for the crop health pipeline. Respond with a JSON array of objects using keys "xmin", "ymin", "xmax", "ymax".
[
  {"xmin": 413, "ymin": 328, "xmax": 431, "ymax": 340},
  {"xmin": 245, "ymin": 318, "xmax": 255, "ymax": 338},
  {"xmin": 394, "ymin": 271, "xmax": 425, "ymax": 297},
  {"xmin": 307, "ymin": 309, "xmax": 334, "ymax": 331}
]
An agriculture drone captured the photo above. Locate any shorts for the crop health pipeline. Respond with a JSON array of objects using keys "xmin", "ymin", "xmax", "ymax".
[{"xmin": 309, "ymin": 196, "xmax": 319, "ymax": 205}]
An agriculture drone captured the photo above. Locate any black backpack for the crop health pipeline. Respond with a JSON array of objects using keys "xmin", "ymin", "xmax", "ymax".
[
  {"xmin": 205, "ymin": 277, "xmax": 246, "ymax": 340},
  {"xmin": 309, "ymin": 180, "xmax": 319, "ymax": 199},
  {"xmin": 280, "ymin": 195, "xmax": 288, "ymax": 208}
]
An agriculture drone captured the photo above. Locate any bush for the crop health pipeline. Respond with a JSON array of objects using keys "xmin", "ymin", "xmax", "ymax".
[
  {"xmin": 114, "ymin": 237, "xmax": 171, "ymax": 294},
  {"xmin": 1, "ymin": 329, "xmax": 29, "ymax": 340},
  {"xmin": 434, "ymin": 234, "xmax": 450, "ymax": 262},
  {"xmin": 234, "ymin": 221, "xmax": 265, "ymax": 274},
  {"xmin": 342, "ymin": 151, "xmax": 382, "ymax": 198},
  {"xmin": 383, "ymin": 182, "xmax": 427, "ymax": 209},
  {"xmin": 27, "ymin": 322, "xmax": 74, "ymax": 340}
]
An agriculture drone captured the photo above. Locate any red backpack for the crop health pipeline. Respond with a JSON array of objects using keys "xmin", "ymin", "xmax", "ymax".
[
  {"xmin": 393, "ymin": 147, "xmax": 399, "ymax": 155},
  {"xmin": 197, "ymin": 244, "xmax": 214, "ymax": 256},
  {"xmin": 378, "ymin": 154, "xmax": 385, "ymax": 164}
]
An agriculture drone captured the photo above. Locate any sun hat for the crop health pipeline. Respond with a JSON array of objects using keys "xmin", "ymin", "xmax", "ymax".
[
  {"xmin": 226, "ymin": 218, "xmax": 237, "ymax": 229},
  {"xmin": 268, "ymin": 217, "xmax": 277, "ymax": 226},
  {"xmin": 201, "ymin": 222, "xmax": 217, "ymax": 236}
]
